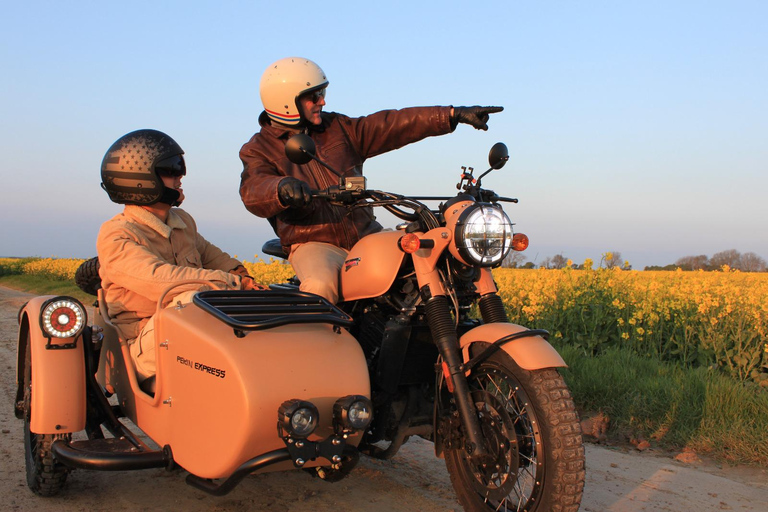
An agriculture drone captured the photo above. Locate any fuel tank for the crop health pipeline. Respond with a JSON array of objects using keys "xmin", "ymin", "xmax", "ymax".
[{"xmin": 340, "ymin": 230, "xmax": 405, "ymax": 302}]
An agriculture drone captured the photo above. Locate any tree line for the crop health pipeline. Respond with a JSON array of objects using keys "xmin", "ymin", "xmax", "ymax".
[
  {"xmin": 502, "ymin": 249, "xmax": 767, "ymax": 272},
  {"xmin": 645, "ymin": 249, "xmax": 767, "ymax": 272}
]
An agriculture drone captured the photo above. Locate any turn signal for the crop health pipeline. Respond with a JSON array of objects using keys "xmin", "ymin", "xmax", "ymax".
[
  {"xmin": 399, "ymin": 233, "xmax": 421, "ymax": 253},
  {"xmin": 512, "ymin": 233, "xmax": 529, "ymax": 252}
]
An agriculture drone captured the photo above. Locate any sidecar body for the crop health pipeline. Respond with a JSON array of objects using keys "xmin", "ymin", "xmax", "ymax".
[{"xmin": 16, "ymin": 286, "xmax": 372, "ymax": 494}]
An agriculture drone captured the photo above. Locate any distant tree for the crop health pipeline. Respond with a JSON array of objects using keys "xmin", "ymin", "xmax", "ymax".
[
  {"xmin": 539, "ymin": 254, "xmax": 569, "ymax": 269},
  {"xmin": 675, "ymin": 254, "xmax": 709, "ymax": 271},
  {"xmin": 550, "ymin": 254, "xmax": 569, "ymax": 269},
  {"xmin": 521, "ymin": 261, "xmax": 536, "ymax": 269},
  {"xmin": 601, "ymin": 251, "xmax": 622, "ymax": 269},
  {"xmin": 710, "ymin": 249, "xmax": 741, "ymax": 270},
  {"xmin": 502, "ymin": 251, "xmax": 527, "ymax": 268},
  {"xmin": 644, "ymin": 264, "xmax": 678, "ymax": 271},
  {"xmin": 740, "ymin": 252, "xmax": 767, "ymax": 272}
]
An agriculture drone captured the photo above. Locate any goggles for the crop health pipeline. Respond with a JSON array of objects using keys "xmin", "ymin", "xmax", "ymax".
[{"xmin": 155, "ymin": 154, "xmax": 186, "ymax": 177}]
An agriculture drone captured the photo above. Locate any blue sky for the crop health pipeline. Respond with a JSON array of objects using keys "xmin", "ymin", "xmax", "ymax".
[{"xmin": 1, "ymin": 1, "xmax": 766, "ymax": 269}]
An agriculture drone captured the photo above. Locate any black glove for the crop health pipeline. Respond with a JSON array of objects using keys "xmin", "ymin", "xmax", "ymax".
[
  {"xmin": 278, "ymin": 177, "xmax": 313, "ymax": 208},
  {"xmin": 451, "ymin": 106, "xmax": 504, "ymax": 131}
]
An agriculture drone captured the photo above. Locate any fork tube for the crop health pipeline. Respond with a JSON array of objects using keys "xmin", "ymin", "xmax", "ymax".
[{"xmin": 424, "ymin": 294, "xmax": 487, "ymax": 459}]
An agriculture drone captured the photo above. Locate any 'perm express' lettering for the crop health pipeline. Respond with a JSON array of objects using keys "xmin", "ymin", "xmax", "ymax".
[{"xmin": 176, "ymin": 355, "xmax": 226, "ymax": 379}]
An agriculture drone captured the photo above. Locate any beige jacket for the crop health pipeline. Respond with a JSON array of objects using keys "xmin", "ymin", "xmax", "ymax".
[{"xmin": 97, "ymin": 205, "xmax": 242, "ymax": 340}]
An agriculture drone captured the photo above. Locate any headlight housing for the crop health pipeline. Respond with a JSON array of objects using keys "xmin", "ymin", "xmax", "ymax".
[
  {"xmin": 278, "ymin": 399, "xmax": 319, "ymax": 438},
  {"xmin": 454, "ymin": 204, "xmax": 513, "ymax": 267},
  {"xmin": 333, "ymin": 395, "xmax": 373, "ymax": 433},
  {"xmin": 40, "ymin": 297, "xmax": 86, "ymax": 339}
]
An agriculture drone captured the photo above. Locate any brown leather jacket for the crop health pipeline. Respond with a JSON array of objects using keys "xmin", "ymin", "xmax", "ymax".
[{"xmin": 239, "ymin": 106, "xmax": 453, "ymax": 251}]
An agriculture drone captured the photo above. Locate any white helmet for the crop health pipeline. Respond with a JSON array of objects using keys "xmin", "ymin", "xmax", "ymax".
[{"xmin": 260, "ymin": 57, "xmax": 328, "ymax": 126}]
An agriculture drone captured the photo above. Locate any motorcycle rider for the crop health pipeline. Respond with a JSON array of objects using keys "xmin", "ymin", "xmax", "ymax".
[
  {"xmin": 239, "ymin": 57, "xmax": 502, "ymax": 303},
  {"xmin": 98, "ymin": 129, "xmax": 265, "ymax": 386}
]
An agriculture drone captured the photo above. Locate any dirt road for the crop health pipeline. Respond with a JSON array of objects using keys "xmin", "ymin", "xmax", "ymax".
[{"xmin": 1, "ymin": 286, "xmax": 766, "ymax": 511}]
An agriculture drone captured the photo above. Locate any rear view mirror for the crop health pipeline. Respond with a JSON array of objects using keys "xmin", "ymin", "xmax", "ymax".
[
  {"xmin": 488, "ymin": 143, "xmax": 509, "ymax": 170},
  {"xmin": 285, "ymin": 134, "xmax": 316, "ymax": 165}
]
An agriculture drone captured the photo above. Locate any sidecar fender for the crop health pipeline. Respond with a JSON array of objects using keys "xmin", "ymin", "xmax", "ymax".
[
  {"xmin": 15, "ymin": 296, "xmax": 86, "ymax": 434},
  {"xmin": 459, "ymin": 322, "xmax": 566, "ymax": 370}
]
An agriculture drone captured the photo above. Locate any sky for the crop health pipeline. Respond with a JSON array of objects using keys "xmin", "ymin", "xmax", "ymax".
[{"xmin": 1, "ymin": 0, "xmax": 766, "ymax": 269}]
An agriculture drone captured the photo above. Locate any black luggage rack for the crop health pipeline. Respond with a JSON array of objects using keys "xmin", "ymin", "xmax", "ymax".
[{"xmin": 193, "ymin": 289, "xmax": 353, "ymax": 336}]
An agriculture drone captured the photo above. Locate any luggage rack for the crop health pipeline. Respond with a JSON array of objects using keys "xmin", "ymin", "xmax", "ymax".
[{"xmin": 193, "ymin": 289, "xmax": 353, "ymax": 335}]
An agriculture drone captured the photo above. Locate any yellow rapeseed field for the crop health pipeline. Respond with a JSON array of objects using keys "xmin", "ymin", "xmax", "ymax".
[
  {"xmin": 494, "ymin": 266, "xmax": 768, "ymax": 384},
  {"xmin": 2, "ymin": 257, "xmax": 766, "ymax": 383}
]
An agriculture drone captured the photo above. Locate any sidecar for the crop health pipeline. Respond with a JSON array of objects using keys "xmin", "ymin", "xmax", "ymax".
[{"xmin": 14, "ymin": 284, "xmax": 372, "ymax": 497}]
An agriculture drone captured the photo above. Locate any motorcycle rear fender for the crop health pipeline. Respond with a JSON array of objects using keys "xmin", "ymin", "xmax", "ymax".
[
  {"xmin": 16, "ymin": 296, "xmax": 87, "ymax": 434},
  {"xmin": 459, "ymin": 322, "xmax": 566, "ymax": 370}
]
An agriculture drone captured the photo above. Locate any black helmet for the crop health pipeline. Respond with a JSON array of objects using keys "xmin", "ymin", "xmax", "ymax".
[{"xmin": 100, "ymin": 129, "xmax": 186, "ymax": 205}]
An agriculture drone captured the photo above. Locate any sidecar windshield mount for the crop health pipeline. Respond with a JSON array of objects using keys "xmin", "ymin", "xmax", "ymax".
[{"xmin": 193, "ymin": 289, "xmax": 353, "ymax": 335}]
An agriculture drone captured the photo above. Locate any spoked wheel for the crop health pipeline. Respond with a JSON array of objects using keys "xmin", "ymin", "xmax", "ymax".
[
  {"xmin": 22, "ymin": 332, "xmax": 71, "ymax": 496},
  {"xmin": 444, "ymin": 349, "xmax": 584, "ymax": 512}
]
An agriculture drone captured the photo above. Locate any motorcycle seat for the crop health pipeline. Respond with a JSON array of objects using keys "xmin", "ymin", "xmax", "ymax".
[{"xmin": 262, "ymin": 238, "xmax": 288, "ymax": 259}]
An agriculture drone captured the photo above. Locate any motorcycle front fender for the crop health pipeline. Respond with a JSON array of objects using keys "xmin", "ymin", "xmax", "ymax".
[
  {"xmin": 16, "ymin": 296, "xmax": 87, "ymax": 434},
  {"xmin": 459, "ymin": 322, "xmax": 566, "ymax": 370}
]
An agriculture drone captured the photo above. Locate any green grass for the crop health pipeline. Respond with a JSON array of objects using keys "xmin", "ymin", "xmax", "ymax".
[
  {"xmin": 0, "ymin": 275, "xmax": 94, "ymax": 305},
  {"xmin": 2, "ymin": 274, "xmax": 766, "ymax": 466},
  {"xmin": 558, "ymin": 343, "xmax": 768, "ymax": 465}
]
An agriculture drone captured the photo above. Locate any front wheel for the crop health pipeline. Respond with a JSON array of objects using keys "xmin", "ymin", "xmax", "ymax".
[
  {"xmin": 22, "ymin": 331, "xmax": 71, "ymax": 496},
  {"xmin": 444, "ymin": 348, "xmax": 584, "ymax": 511}
]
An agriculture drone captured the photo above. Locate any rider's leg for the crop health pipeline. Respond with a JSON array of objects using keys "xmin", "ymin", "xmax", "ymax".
[
  {"xmin": 288, "ymin": 242, "xmax": 348, "ymax": 304},
  {"xmin": 130, "ymin": 289, "xmax": 199, "ymax": 382}
]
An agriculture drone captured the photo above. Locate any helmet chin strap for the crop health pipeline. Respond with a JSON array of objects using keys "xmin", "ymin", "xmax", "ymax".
[{"xmin": 158, "ymin": 187, "xmax": 183, "ymax": 207}]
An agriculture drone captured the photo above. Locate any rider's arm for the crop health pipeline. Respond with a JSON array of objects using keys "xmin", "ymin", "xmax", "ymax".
[
  {"xmin": 96, "ymin": 218, "xmax": 241, "ymax": 305},
  {"xmin": 341, "ymin": 106, "xmax": 453, "ymax": 160},
  {"xmin": 238, "ymin": 137, "xmax": 290, "ymax": 219},
  {"xmin": 173, "ymin": 209, "xmax": 243, "ymax": 273}
]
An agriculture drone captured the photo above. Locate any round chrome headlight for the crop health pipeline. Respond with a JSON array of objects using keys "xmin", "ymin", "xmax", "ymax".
[
  {"xmin": 40, "ymin": 297, "xmax": 86, "ymax": 338},
  {"xmin": 454, "ymin": 204, "xmax": 513, "ymax": 266},
  {"xmin": 278, "ymin": 399, "xmax": 319, "ymax": 438}
]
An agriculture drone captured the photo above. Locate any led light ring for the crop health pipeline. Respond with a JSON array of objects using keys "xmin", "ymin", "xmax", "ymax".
[
  {"xmin": 453, "ymin": 204, "xmax": 514, "ymax": 267},
  {"xmin": 41, "ymin": 297, "xmax": 86, "ymax": 338}
]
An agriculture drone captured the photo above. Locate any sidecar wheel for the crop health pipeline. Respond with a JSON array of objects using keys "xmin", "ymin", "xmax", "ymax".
[
  {"xmin": 444, "ymin": 348, "xmax": 584, "ymax": 512},
  {"xmin": 74, "ymin": 256, "xmax": 101, "ymax": 296},
  {"xmin": 22, "ymin": 332, "xmax": 71, "ymax": 496}
]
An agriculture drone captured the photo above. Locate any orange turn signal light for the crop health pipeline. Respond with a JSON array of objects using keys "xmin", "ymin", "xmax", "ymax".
[
  {"xmin": 398, "ymin": 234, "xmax": 436, "ymax": 253},
  {"xmin": 399, "ymin": 233, "xmax": 422, "ymax": 253},
  {"xmin": 512, "ymin": 233, "xmax": 529, "ymax": 252}
]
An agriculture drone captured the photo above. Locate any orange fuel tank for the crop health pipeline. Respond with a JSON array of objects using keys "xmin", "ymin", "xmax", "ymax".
[{"xmin": 340, "ymin": 230, "xmax": 405, "ymax": 302}]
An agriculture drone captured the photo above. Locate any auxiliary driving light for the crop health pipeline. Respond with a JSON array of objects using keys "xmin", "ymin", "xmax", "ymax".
[
  {"xmin": 40, "ymin": 296, "xmax": 86, "ymax": 339},
  {"xmin": 333, "ymin": 395, "xmax": 373, "ymax": 433},
  {"xmin": 278, "ymin": 399, "xmax": 319, "ymax": 438}
]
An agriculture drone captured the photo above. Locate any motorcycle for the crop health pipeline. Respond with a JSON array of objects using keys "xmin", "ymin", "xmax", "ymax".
[
  {"xmin": 14, "ymin": 136, "xmax": 584, "ymax": 511},
  {"xmin": 268, "ymin": 134, "xmax": 585, "ymax": 511}
]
